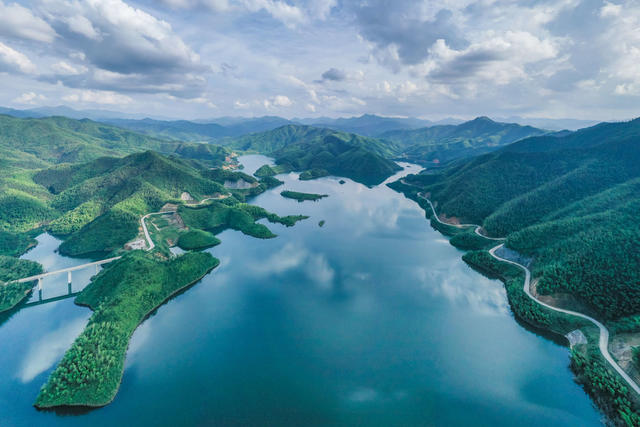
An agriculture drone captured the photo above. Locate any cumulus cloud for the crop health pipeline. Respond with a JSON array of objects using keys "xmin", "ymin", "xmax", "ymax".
[
  {"xmin": 62, "ymin": 89, "xmax": 133, "ymax": 105},
  {"xmin": 36, "ymin": 0, "xmax": 206, "ymax": 98},
  {"xmin": 427, "ymin": 31, "xmax": 558, "ymax": 85},
  {"xmin": 155, "ymin": 0, "xmax": 335, "ymax": 26},
  {"xmin": 264, "ymin": 94, "xmax": 293, "ymax": 108},
  {"xmin": 350, "ymin": 1, "xmax": 468, "ymax": 66},
  {"xmin": 13, "ymin": 91, "xmax": 45, "ymax": 104},
  {"xmin": 0, "ymin": 41, "xmax": 36, "ymax": 74},
  {"xmin": 51, "ymin": 61, "xmax": 86, "ymax": 75},
  {"xmin": 0, "ymin": 1, "xmax": 57, "ymax": 43}
]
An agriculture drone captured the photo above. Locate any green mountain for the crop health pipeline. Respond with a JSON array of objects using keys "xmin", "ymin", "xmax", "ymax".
[
  {"xmin": 381, "ymin": 116, "xmax": 549, "ymax": 164},
  {"xmin": 228, "ymin": 124, "xmax": 401, "ymax": 185},
  {"xmin": 32, "ymin": 151, "xmax": 227, "ymax": 257},
  {"xmin": 394, "ymin": 118, "xmax": 640, "ymax": 321},
  {"xmin": 0, "ymin": 115, "xmax": 233, "ymax": 244},
  {"xmin": 30, "ymin": 150, "xmax": 283, "ymax": 258},
  {"xmin": 0, "ymin": 114, "xmax": 229, "ymax": 169}
]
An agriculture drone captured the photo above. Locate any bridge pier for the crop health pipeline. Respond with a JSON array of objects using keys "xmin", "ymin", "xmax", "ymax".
[
  {"xmin": 37, "ymin": 277, "xmax": 43, "ymax": 301},
  {"xmin": 95, "ymin": 264, "xmax": 99, "ymax": 275},
  {"xmin": 68, "ymin": 271, "xmax": 72, "ymax": 284}
]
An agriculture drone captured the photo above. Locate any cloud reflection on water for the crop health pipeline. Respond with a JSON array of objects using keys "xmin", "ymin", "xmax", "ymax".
[
  {"xmin": 415, "ymin": 265, "xmax": 509, "ymax": 316},
  {"xmin": 18, "ymin": 316, "xmax": 88, "ymax": 383}
]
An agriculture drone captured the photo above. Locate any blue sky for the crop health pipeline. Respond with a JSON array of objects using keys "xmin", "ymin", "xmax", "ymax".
[{"xmin": 0, "ymin": 0, "xmax": 638, "ymax": 120}]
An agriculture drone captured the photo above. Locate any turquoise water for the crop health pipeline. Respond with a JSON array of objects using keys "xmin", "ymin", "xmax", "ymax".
[{"xmin": 0, "ymin": 155, "xmax": 603, "ymax": 426}]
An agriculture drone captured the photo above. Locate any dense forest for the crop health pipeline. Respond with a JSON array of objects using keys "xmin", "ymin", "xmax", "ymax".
[
  {"xmin": 226, "ymin": 124, "xmax": 402, "ymax": 185},
  {"xmin": 381, "ymin": 116, "xmax": 548, "ymax": 164},
  {"xmin": 179, "ymin": 199, "xmax": 307, "ymax": 239},
  {"xmin": 396, "ymin": 117, "xmax": 640, "ymax": 320}
]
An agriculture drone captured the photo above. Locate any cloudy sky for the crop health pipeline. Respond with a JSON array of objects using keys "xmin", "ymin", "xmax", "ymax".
[{"xmin": 0, "ymin": 0, "xmax": 638, "ymax": 120}]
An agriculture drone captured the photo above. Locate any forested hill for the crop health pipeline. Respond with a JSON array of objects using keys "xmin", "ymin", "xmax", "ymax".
[
  {"xmin": 381, "ymin": 116, "xmax": 549, "ymax": 164},
  {"xmin": 0, "ymin": 114, "xmax": 229, "ymax": 169},
  {"xmin": 394, "ymin": 117, "xmax": 640, "ymax": 320},
  {"xmin": 228, "ymin": 124, "xmax": 402, "ymax": 185}
]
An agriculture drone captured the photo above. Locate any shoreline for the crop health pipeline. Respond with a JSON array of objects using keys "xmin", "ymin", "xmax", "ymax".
[
  {"xmin": 420, "ymin": 192, "xmax": 640, "ymax": 395},
  {"xmin": 395, "ymin": 185, "xmax": 640, "ymax": 423}
]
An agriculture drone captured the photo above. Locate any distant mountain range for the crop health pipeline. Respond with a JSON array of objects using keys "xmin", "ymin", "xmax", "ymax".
[
  {"xmin": 293, "ymin": 114, "xmax": 459, "ymax": 136},
  {"xmin": 103, "ymin": 116, "xmax": 292, "ymax": 141},
  {"xmin": 0, "ymin": 106, "xmax": 175, "ymax": 121},
  {"xmin": 382, "ymin": 116, "xmax": 550, "ymax": 164},
  {"xmin": 0, "ymin": 105, "xmax": 604, "ymax": 140}
]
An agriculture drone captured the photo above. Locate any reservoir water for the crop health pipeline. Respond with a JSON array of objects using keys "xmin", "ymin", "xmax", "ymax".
[{"xmin": 0, "ymin": 155, "xmax": 603, "ymax": 426}]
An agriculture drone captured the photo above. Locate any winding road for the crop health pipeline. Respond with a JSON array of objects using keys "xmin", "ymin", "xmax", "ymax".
[
  {"xmin": 140, "ymin": 195, "xmax": 230, "ymax": 251},
  {"xmin": 419, "ymin": 193, "xmax": 640, "ymax": 396},
  {"xmin": 417, "ymin": 193, "xmax": 504, "ymax": 241}
]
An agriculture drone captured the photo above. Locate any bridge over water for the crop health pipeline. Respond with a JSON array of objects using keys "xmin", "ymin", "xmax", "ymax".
[{"xmin": 3, "ymin": 256, "xmax": 121, "ymax": 305}]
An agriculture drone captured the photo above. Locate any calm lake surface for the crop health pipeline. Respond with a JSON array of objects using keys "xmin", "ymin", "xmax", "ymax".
[{"xmin": 0, "ymin": 155, "xmax": 603, "ymax": 426}]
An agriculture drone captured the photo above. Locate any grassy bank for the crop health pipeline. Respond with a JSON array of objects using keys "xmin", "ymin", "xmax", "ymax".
[{"xmin": 34, "ymin": 251, "xmax": 218, "ymax": 408}]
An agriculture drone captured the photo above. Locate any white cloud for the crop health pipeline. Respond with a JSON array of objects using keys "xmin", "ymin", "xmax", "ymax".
[
  {"xmin": 36, "ymin": 0, "xmax": 206, "ymax": 98},
  {"xmin": 429, "ymin": 31, "xmax": 558, "ymax": 81},
  {"xmin": 19, "ymin": 317, "xmax": 87, "ymax": 383},
  {"xmin": 601, "ymin": 1, "xmax": 623, "ymax": 18},
  {"xmin": 0, "ymin": 41, "xmax": 37, "ymax": 74},
  {"xmin": 263, "ymin": 94, "xmax": 294, "ymax": 109},
  {"xmin": 62, "ymin": 89, "xmax": 133, "ymax": 105},
  {"xmin": 65, "ymin": 14, "xmax": 100, "ymax": 40},
  {"xmin": 158, "ymin": 0, "xmax": 230, "ymax": 11},
  {"xmin": 272, "ymin": 94, "xmax": 293, "ymax": 106},
  {"xmin": 12, "ymin": 91, "xmax": 45, "ymax": 104},
  {"xmin": 598, "ymin": 1, "xmax": 640, "ymax": 95},
  {"xmin": 0, "ymin": 1, "xmax": 56, "ymax": 43},
  {"xmin": 51, "ymin": 61, "xmax": 86, "ymax": 75},
  {"xmin": 242, "ymin": 0, "xmax": 306, "ymax": 27}
]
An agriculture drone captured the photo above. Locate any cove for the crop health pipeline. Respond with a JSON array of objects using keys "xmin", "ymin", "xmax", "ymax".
[{"xmin": 0, "ymin": 155, "xmax": 603, "ymax": 426}]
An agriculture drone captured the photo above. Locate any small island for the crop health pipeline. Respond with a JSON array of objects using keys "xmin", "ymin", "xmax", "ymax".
[
  {"xmin": 280, "ymin": 191, "xmax": 329, "ymax": 202},
  {"xmin": 177, "ymin": 229, "xmax": 221, "ymax": 250},
  {"xmin": 299, "ymin": 168, "xmax": 329, "ymax": 181}
]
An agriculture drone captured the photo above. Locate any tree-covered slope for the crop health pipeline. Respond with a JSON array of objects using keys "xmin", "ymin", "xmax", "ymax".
[
  {"xmin": 228, "ymin": 124, "xmax": 401, "ymax": 185},
  {"xmin": 395, "ymin": 118, "xmax": 640, "ymax": 320},
  {"xmin": 0, "ymin": 114, "xmax": 230, "ymax": 169},
  {"xmin": 382, "ymin": 116, "xmax": 548, "ymax": 164},
  {"xmin": 32, "ymin": 151, "xmax": 227, "ymax": 257}
]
